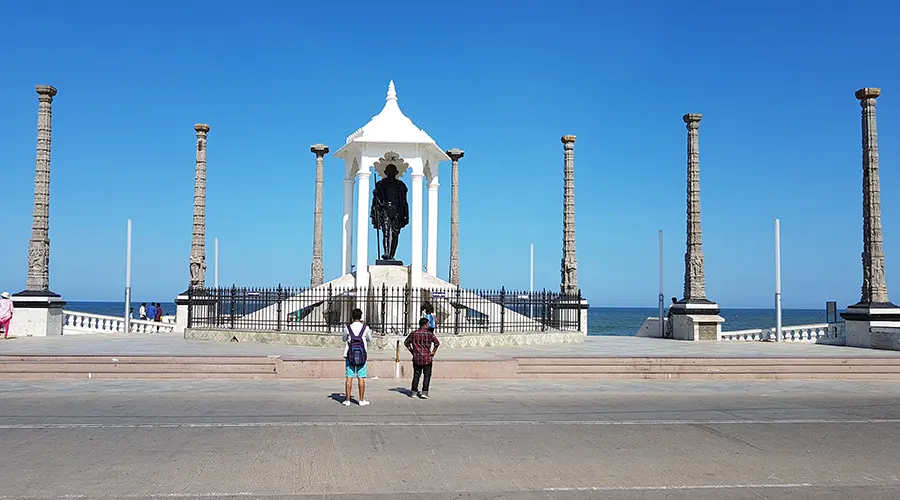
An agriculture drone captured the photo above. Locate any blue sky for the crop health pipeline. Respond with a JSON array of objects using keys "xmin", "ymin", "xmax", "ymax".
[{"xmin": 1, "ymin": 0, "xmax": 898, "ymax": 309}]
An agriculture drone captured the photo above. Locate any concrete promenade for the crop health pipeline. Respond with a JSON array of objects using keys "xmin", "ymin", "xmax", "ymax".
[{"xmin": 0, "ymin": 379, "xmax": 899, "ymax": 499}]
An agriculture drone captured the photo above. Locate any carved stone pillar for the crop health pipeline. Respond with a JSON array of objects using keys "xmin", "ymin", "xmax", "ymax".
[
  {"xmin": 25, "ymin": 85, "xmax": 58, "ymax": 294},
  {"xmin": 682, "ymin": 114, "xmax": 707, "ymax": 302},
  {"xmin": 13, "ymin": 85, "xmax": 66, "ymax": 337},
  {"xmin": 189, "ymin": 124, "xmax": 210, "ymax": 290},
  {"xmin": 560, "ymin": 135, "xmax": 578, "ymax": 296},
  {"xmin": 669, "ymin": 114, "xmax": 724, "ymax": 340},
  {"xmin": 841, "ymin": 88, "xmax": 900, "ymax": 348},
  {"xmin": 447, "ymin": 148, "xmax": 464, "ymax": 286},
  {"xmin": 310, "ymin": 144, "xmax": 329, "ymax": 286}
]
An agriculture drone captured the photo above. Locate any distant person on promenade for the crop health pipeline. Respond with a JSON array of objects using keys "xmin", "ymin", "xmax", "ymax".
[
  {"xmin": 154, "ymin": 303, "xmax": 163, "ymax": 322},
  {"xmin": 129, "ymin": 307, "xmax": 134, "ymax": 319},
  {"xmin": 146, "ymin": 303, "xmax": 157, "ymax": 323},
  {"xmin": 665, "ymin": 297, "xmax": 676, "ymax": 338},
  {"xmin": 421, "ymin": 301, "xmax": 436, "ymax": 332},
  {"xmin": 342, "ymin": 308, "xmax": 372, "ymax": 407},
  {"xmin": 0, "ymin": 292, "xmax": 14, "ymax": 339},
  {"xmin": 139, "ymin": 303, "xmax": 147, "ymax": 320},
  {"xmin": 405, "ymin": 317, "xmax": 440, "ymax": 399}
]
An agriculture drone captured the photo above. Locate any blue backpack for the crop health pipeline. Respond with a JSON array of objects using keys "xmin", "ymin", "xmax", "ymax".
[{"xmin": 347, "ymin": 324, "xmax": 368, "ymax": 367}]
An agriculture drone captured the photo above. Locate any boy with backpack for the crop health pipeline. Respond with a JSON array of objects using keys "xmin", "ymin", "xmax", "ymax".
[{"xmin": 342, "ymin": 308, "xmax": 372, "ymax": 406}]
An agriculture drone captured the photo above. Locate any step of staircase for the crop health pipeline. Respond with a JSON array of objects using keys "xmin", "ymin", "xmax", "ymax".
[
  {"xmin": 0, "ymin": 355, "xmax": 278, "ymax": 379},
  {"xmin": 515, "ymin": 357, "xmax": 900, "ymax": 380}
]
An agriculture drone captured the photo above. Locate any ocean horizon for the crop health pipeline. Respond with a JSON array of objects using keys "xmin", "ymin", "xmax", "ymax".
[{"xmin": 65, "ymin": 302, "xmax": 832, "ymax": 337}]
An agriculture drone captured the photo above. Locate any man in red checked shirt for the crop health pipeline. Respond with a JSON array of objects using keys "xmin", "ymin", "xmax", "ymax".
[{"xmin": 404, "ymin": 317, "xmax": 441, "ymax": 399}]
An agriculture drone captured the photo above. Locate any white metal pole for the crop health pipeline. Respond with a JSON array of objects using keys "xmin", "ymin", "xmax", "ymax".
[
  {"xmin": 775, "ymin": 219, "xmax": 782, "ymax": 342},
  {"xmin": 214, "ymin": 237, "xmax": 219, "ymax": 289},
  {"xmin": 658, "ymin": 230, "xmax": 664, "ymax": 338},
  {"xmin": 124, "ymin": 219, "xmax": 132, "ymax": 333},
  {"xmin": 529, "ymin": 244, "xmax": 534, "ymax": 318}
]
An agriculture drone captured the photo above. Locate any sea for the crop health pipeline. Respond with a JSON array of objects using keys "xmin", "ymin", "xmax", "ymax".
[{"xmin": 67, "ymin": 301, "xmax": 831, "ymax": 337}]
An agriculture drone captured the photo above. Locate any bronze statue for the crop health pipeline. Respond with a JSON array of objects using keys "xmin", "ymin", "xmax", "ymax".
[{"xmin": 371, "ymin": 164, "xmax": 409, "ymax": 261}]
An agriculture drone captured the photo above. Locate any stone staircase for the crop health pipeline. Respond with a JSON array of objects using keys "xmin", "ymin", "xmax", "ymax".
[
  {"xmin": 0, "ymin": 355, "xmax": 278, "ymax": 379},
  {"xmin": 3, "ymin": 355, "xmax": 900, "ymax": 380},
  {"xmin": 515, "ymin": 356, "xmax": 900, "ymax": 380}
]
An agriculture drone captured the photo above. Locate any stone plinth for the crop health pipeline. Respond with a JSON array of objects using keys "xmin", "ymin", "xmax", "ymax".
[
  {"xmin": 869, "ymin": 327, "xmax": 900, "ymax": 351},
  {"xmin": 185, "ymin": 327, "xmax": 586, "ymax": 349},
  {"xmin": 841, "ymin": 304, "xmax": 900, "ymax": 349},
  {"xmin": 174, "ymin": 293, "xmax": 218, "ymax": 334},
  {"xmin": 669, "ymin": 303, "xmax": 725, "ymax": 341},
  {"xmin": 551, "ymin": 298, "xmax": 590, "ymax": 335},
  {"xmin": 10, "ymin": 293, "xmax": 65, "ymax": 337}
]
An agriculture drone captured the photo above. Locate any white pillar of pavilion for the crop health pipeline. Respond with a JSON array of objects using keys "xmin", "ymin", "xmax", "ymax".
[
  {"xmin": 334, "ymin": 81, "xmax": 450, "ymax": 289},
  {"xmin": 426, "ymin": 176, "xmax": 440, "ymax": 276},
  {"xmin": 341, "ymin": 177, "xmax": 354, "ymax": 276}
]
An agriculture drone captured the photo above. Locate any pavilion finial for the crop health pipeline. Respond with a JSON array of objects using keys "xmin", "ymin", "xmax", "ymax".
[{"xmin": 386, "ymin": 80, "xmax": 397, "ymax": 102}]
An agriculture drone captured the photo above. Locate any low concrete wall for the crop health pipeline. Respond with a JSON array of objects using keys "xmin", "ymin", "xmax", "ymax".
[{"xmin": 185, "ymin": 328, "xmax": 585, "ymax": 350}]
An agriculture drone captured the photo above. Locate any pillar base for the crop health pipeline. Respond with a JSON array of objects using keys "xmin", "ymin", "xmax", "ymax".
[
  {"xmin": 11, "ymin": 291, "xmax": 66, "ymax": 337},
  {"xmin": 669, "ymin": 300, "xmax": 724, "ymax": 341},
  {"xmin": 840, "ymin": 302, "xmax": 900, "ymax": 349},
  {"xmin": 174, "ymin": 291, "xmax": 218, "ymax": 334},
  {"xmin": 552, "ymin": 298, "xmax": 590, "ymax": 334}
]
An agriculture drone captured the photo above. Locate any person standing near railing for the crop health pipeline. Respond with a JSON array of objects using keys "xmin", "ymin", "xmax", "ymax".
[
  {"xmin": 421, "ymin": 301, "xmax": 436, "ymax": 332},
  {"xmin": 139, "ymin": 303, "xmax": 148, "ymax": 320},
  {"xmin": 405, "ymin": 317, "xmax": 440, "ymax": 399},
  {"xmin": 0, "ymin": 292, "xmax": 14, "ymax": 339},
  {"xmin": 154, "ymin": 303, "xmax": 163, "ymax": 322}
]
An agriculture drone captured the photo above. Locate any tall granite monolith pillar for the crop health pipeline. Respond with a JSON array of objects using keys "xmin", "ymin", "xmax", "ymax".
[
  {"xmin": 554, "ymin": 135, "xmax": 589, "ymax": 334},
  {"xmin": 841, "ymin": 88, "xmax": 900, "ymax": 349},
  {"xmin": 669, "ymin": 114, "xmax": 724, "ymax": 341},
  {"xmin": 13, "ymin": 85, "xmax": 66, "ymax": 337},
  {"xmin": 447, "ymin": 148, "xmax": 464, "ymax": 287},
  {"xmin": 310, "ymin": 144, "xmax": 329, "ymax": 286},
  {"xmin": 176, "ymin": 124, "xmax": 212, "ymax": 333}
]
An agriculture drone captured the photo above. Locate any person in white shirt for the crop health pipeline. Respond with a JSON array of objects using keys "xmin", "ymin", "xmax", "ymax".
[
  {"xmin": 139, "ymin": 303, "xmax": 147, "ymax": 320},
  {"xmin": 342, "ymin": 308, "xmax": 372, "ymax": 406}
]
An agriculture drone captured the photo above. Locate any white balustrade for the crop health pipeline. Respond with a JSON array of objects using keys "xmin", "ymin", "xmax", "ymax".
[
  {"xmin": 63, "ymin": 310, "xmax": 176, "ymax": 335},
  {"xmin": 719, "ymin": 323, "xmax": 845, "ymax": 344}
]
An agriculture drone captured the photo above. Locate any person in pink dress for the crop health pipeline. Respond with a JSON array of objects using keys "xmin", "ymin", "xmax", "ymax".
[{"xmin": 0, "ymin": 292, "xmax": 14, "ymax": 339}]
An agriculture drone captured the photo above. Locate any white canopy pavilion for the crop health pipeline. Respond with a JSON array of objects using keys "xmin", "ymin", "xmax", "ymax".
[{"xmin": 334, "ymin": 81, "xmax": 450, "ymax": 289}]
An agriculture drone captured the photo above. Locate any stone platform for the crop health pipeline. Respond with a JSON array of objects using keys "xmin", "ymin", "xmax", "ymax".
[
  {"xmin": 2, "ymin": 334, "xmax": 900, "ymax": 380},
  {"xmin": 184, "ymin": 328, "xmax": 585, "ymax": 349}
]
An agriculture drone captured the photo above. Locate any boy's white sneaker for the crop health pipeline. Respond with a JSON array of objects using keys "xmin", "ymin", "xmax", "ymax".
[
  {"xmin": 342, "ymin": 399, "xmax": 351, "ymax": 406},
  {"xmin": 358, "ymin": 400, "xmax": 370, "ymax": 406}
]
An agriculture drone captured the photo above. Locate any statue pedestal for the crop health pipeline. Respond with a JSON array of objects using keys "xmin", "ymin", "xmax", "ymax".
[
  {"xmin": 669, "ymin": 300, "xmax": 724, "ymax": 341},
  {"xmin": 376, "ymin": 259, "xmax": 404, "ymax": 266},
  {"xmin": 841, "ymin": 303, "xmax": 900, "ymax": 349},
  {"xmin": 11, "ymin": 291, "xmax": 66, "ymax": 337}
]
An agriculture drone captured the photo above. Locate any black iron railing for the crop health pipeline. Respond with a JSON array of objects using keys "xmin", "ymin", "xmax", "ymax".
[{"xmin": 187, "ymin": 285, "xmax": 582, "ymax": 335}]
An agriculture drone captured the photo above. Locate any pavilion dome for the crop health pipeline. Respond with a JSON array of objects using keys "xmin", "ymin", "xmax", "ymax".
[{"xmin": 344, "ymin": 81, "xmax": 440, "ymax": 147}]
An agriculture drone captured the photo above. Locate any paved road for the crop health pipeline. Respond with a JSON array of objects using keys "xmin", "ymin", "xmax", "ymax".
[{"xmin": 1, "ymin": 380, "xmax": 899, "ymax": 499}]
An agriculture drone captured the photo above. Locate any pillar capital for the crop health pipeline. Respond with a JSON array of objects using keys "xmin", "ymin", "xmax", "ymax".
[
  {"xmin": 310, "ymin": 144, "xmax": 330, "ymax": 156},
  {"xmin": 856, "ymin": 87, "xmax": 881, "ymax": 102},
  {"xmin": 35, "ymin": 85, "xmax": 57, "ymax": 101},
  {"xmin": 683, "ymin": 113, "xmax": 702, "ymax": 127},
  {"xmin": 194, "ymin": 123, "xmax": 210, "ymax": 134},
  {"xmin": 446, "ymin": 148, "xmax": 465, "ymax": 161},
  {"xmin": 561, "ymin": 135, "xmax": 577, "ymax": 146}
]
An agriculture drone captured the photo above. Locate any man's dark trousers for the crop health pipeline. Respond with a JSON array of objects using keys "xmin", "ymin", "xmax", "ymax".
[{"xmin": 411, "ymin": 363, "xmax": 433, "ymax": 392}]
